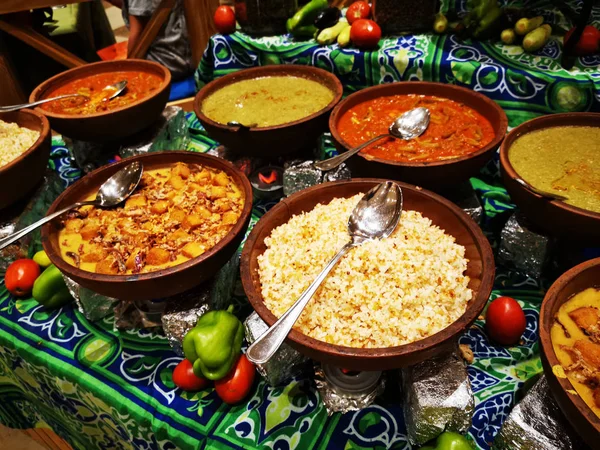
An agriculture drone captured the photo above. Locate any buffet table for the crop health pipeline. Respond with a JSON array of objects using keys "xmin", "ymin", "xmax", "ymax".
[{"xmin": 0, "ymin": 112, "xmax": 558, "ymax": 449}]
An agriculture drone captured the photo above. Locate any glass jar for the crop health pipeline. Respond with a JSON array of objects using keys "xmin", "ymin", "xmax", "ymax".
[{"xmin": 236, "ymin": 0, "xmax": 299, "ymax": 35}]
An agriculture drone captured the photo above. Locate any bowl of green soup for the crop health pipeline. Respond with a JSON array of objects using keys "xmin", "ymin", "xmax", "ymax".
[
  {"xmin": 194, "ymin": 65, "xmax": 343, "ymax": 156},
  {"xmin": 500, "ymin": 113, "xmax": 600, "ymax": 244}
]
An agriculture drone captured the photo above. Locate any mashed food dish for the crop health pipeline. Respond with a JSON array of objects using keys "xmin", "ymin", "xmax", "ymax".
[
  {"xmin": 257, "ymin": 195, "xmax": 472, "ymax": 348},
  {"xmin": 201, "ymin": 76, "xmax": 335, "ymax": 128},
  {"xmin": 551, "ymin": 287, "xmax": 600, "ymax": 418},
  {"xmin": 58, "ymin": 163, "xmax": 244, "ymax": 275},
  {"xmin": 0, "ymin": 119, "xmax": 40, "ymax": 168},
  {"xmin": 509, "ymin": 126, "xmax": 600, "ymax": 213}
]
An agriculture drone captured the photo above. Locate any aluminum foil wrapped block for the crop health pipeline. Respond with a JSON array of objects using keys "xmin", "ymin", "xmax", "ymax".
[
  {"xmin": 315, "ymin": 363, "xmax": 386, "ymax": 415},
  {"xmin": 322, "ymin": 163, "xmax": 351, "ymax": 183},
  {"xmin": 63, "ymin": 274, "xmax": 119, "ymax": 322},
  {"xmin": 445, "ymin": 182, "xmax": 483, "ymax": 224},
  {"xmin": 402, "ymin": 349, "xmax": 474, "ymax": 445},
  {"xmin": 244, "ymin": 312, "xmax": 309, "ymax": 386},
  {"xmin": 115, "ymin": 299, "xmax": 167, "ymax": 330},
  {"xmin": 498, "ymin": 212, "xmax": 550, "ymax": 279},
  {"xmin": 492, "ymin": 375, "xmax": 585, "ymax": 450},
  {"xmin": 283, "ymin": 160, "xmax": 323, "ymax": 197}
]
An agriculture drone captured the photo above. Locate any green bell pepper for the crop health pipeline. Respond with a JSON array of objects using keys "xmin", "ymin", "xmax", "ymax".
[
  {"xmin": 182, "ymin": 305, "xmax": 243, "ymax": 381},
  {"xmin": 420, "ymin": 432, "xmax": 473, "ymax": 450},
  {"xmin": 287, "ymin": 0, "xmax": 328, "ymax": 33},
  {"xmin": 32, "ymin": 264, "xmax": 73, "ymax": 309}
]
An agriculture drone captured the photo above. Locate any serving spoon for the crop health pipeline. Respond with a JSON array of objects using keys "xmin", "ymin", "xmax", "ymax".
[
  {"xmin": 246, "ymin": 181, "xmax": 403, "ymax": 365},
  {"xmin": 314, "ymin": 107, "xmax": 431, "ymax": 171},
  {"xmin": 0, "ymin": 80, "xmax": 129, "ymax": 113},
  {"xmin": 515, "ymin": 178, "xmax": 568, "ymax": 201},
  {"xmin": 0, "ymin": 161, "xmax": 143, "ymax": 251}
]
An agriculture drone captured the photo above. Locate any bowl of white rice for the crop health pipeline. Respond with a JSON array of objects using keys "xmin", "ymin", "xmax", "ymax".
[
  {"xmin": 241, "ymin": 179, "xmax": 495, "ymax": 370},
  {"xmin": 0, "ymin": 110, "xmax": 51, "ymax": 210}
]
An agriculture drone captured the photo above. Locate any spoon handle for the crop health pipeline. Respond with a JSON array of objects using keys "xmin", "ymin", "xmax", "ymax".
[
  {"xmin": 314, "ymin": 134, "xmax": 389, "ymax": 171},
  {"xmin": 0, "ymin": 94, "xmax": 85, "ymax": 112},
  {"xmin": 246, "ymin": 242, "xmax": 355, "ymax": 365},
  {"xmin": 0, "ymin": 201, "xmax": 95, "ymax": 251}
]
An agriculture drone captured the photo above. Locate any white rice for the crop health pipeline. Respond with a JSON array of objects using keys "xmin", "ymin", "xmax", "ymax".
[{"xmin": 0, "ymin": 119, "xmax": 39, "ymax": 168}]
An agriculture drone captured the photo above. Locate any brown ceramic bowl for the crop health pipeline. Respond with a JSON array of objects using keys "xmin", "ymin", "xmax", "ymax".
[
  {"xmin": 30, "ymin": 59, "xmax": 171, "ymax": 142},
  {"xmin": 41, "ymin": 152, "xmax": 252, "ymax": 301},
  {"xmin": 0, "ymin": 110, "xmax": 51, "ymax": 211},
  {"xmin": 194, "ymin": 65, "xmax": 343, "ymax": 156},
  {"xmin": 240, "ymin": 179, "xmax": 495, "ymax": 370},
  {"xmin": 329, "ymin": 82, "xmax": 508, "ymax": 190},
  {"xmin": 500, "ymin": 113, "xmax": 600, "ymax": 244},
  {"xmin": 539, "ymin": 257, "xmax": 600, "ymax": 447}
]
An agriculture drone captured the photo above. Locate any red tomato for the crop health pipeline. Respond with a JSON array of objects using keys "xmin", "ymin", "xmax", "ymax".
[
  {"xmin": 215, "ymin": 354, "xmax": 255, "ymax": 405},
  {"xmin": 346, "ymin": 1, "xmax": 371, "ymax": 24},
  {"xmin": 485, "ymin": 296, "xmax": 527, "ymax": 346},
  {"xmin": 4, "ymin": 259, "xmax": 40, "ymax": 297},
  {"xmin": 173, "ymin": 359, "xmax": 210, "ymax": 391},
  {"xmin": 214, "ymin": 5, "xmax": 236, "ymax": 35},
  {"xmin": 350, "ymin": 19, "xmax": 381, "ymax": 49},
  {"xmin": 564, "ymin": 25, "xmax": 600, "ymax": 56}
]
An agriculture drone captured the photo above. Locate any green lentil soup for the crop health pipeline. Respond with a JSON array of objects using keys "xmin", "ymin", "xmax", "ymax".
[
  {"xmin": 201, "ymin": 76, "xmax": 335, "ymax": 128},
  {"xmin": 509, "ymin": 126, "xmax": 600, "ymax": 213}
]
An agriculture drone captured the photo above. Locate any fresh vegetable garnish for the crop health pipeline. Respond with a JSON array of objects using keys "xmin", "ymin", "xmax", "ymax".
[
  {"xmin": 33, "ymin": 250, "xmax": 52, "ymax": 269},
  {"xmin": 287, "ymin": 0, "xmax": 328, "ymax": 38},
  {"xmin": 350, "ymin": 19, "xmax": 381, "ymax": 49},
  {"xmin": 182, "ymin": 305, "xmax": 243, "ymax": 381},
  {"xmin": 214, "ymin": 5, "xmax": 236, "ymax": 34},
  {"xmin": 317, "ymin": 20, "xmax": 349, "ymax": 45},
  {"xmin": 215, "ymin": 354, "xmax": 256, "ymax": 405},
  {"xmin": 346, "ymin": 1, "xmax": 370, "ymax": 24},
  {"xmin": 564, "ymin": 25, "xmax": 600, "ymax": 56},
  {"xmin": 32, "ymin": 264, "xmax": 73, "ymax": 309},
  {"xmin": 522, "ymin": 24, "xmax": 551, "ymax": 53},
  {"xmin": 420, "ymin": 431, "xmax": 473, "ymax": 450},
  {"xmin": 5, "ymin": 259, "xmax": 40, "ymax": 297},
  {"xmin": 173, "ymin": 359, "xmax": 210, "ymax": 391},
  {"xmin": 485, "ymin": 296, "xmax": 526, "ymax": 345},
  {"xmin": 314, "ymin": 7, "xmax": 341, "ymax": 30}
]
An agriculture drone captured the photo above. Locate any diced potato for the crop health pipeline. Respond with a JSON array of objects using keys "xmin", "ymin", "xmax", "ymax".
[
  {"xmin": 182, "ymin": 242, "xmax": 205, "ymax": 259},
  {"xmin": 125, "ymin": 194, "xmax": 147, "ymax": 209},
  {"xmin": 168, "ymin": 175, "xmax": 185, "ymax": 190},
  {"xmin": 172, "ymin": 163, "xmax": 191, "ymax": 179},
  {"xmin": 195, "ymin": 170, "xmax": 211, "ymax": 182},
  {"xmin": 147, "ymin": 248, "xmax": 170, "ymax": 265},
  {"xmin": 182, "ymin": 214, "xmax": 203, "ymax": 230},
  {"xmin": 80, "ymin": 223, "xmax": 100, "ymax": 240},
  {"xmin": 166, "ymin": 190, "xmax": 177, "ymax": 200},
  {"xmin": 210, "ymin": 186, "xmax": 227, "ymax": 199},
  {"xmin": 194, "ymin": 205, "xmax": 212, "ymax": 218},
  {"xmin": 142, "ymin": 222, "xmax": 154, "ymax": 231},
  {"xmin": 168, "ymin": 229, "xmax": 190, "ymax": 243},
  {"xmin": 96, "ymin": 257, "xmax": 119, "ymax": 274},
  {"xmin": 65, "ymin": 218, "xmax": 84, "ymax": 233},
  {"xmin": 187, "ymin": 182, "xmax": 202, "ymax": 193},
  {"xmin": 150, "ymin": 200, "xmax": 169, "ymax": 214},
  {"xmin": 213, "ymin": 172, "xmax": 230, "ymax": 187},
  {"xmin": 222, "ymin": 211, "xmax": 239, "ymax": 225},
  {"xmin": 170, "ymin": 208, "xmax": 186, "ymax": 223},
  {"xmin": 81, "ymin": 245, "xmax": 106, "ymax": 262}
]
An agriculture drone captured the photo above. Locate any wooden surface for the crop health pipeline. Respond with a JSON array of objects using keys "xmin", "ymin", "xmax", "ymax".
[
  {"xmin": 128, "ymin": 0, "xmax": 176, "ymax": 59},
  {"xmin": 184, "ymin": 0, "xmax": 219, "ymax": 68},
  {"xmin": 0, "ymin": 19, "xmax": 86, "ymax": 68},
  {"xmin": 0, "ymin": 34, "xmax": 26, "ymax": 105},
  {"xmin": 0, "ymin": 0, "xmax": 90, "ymax": 15}
]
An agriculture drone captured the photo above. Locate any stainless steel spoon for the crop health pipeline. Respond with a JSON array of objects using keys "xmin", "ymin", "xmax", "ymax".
[
  {"xmin": 314, "ymin": 107, "xmax": 431, "ymax": 171},
  {"xmin": 246, "ymin": 181, "xmax": 403, "ymax": 365},
  {"xmin": 515, "ymin": 178, "xmax": 568, "ymax": 201},
  {"xmin": 0, "ymin": 161, "xmax": 143, "ymax": 251},
  {"xmin": 0, "ymin": 80, "xmax": 129, "ymax": 112}
]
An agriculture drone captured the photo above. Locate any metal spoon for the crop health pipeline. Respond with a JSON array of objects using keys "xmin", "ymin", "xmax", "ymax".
[
  {"xmin": 0, "ymin": 161, "xmax": 143, "ymax": 251},
  {"xmin": 314, "ymin": 107, "xmax": 431, "ymax": 171},
  {"xmin": 227, "ymin": 121, "xmax": 258, "ymax": 132},
  {"xmin": 0, "ymin": 80, "xmax": 128, "ymax": 112},
  {"xmin": 515, "ymin": 178, "xmax": 568, "ymax": 201},
  {"xmin": 246, "ymin": 181, "xmax": 403, "ymax": 364}
]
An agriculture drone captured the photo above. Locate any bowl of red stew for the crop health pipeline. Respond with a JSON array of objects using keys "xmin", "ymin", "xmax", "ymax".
[
  {"xmin": 329, "ymin": 82, "xmax": 508, "ymax": 190},
  {"xmin": 30, "ymin": 59, "xmax": 171, "ymax": 142}
]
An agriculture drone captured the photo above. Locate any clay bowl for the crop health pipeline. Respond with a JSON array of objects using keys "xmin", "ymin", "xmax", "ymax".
[
  {"xmin": 539, "ymin": 257, "xmax": 600, "ymax": 447},
  {"xmin": 41, "ymin": 152, "xmax": 252, "ymax": 301},
  {"xmin": 240, "ymin": 179, "xmax": 495, "ymax": 370},
  {"xmin": 194, "ymin": 65, "xmax": 343, "ymax": 157},
  {"xmin": 329, "ymin": 82, "xmax": 508, "ymax": 191},
  {"xmin": 30, "ymin": 59, "xmax": 171, "ymax": 142},
  {"xmin": 0, "ymin": 109, "xmax": 51, "ymax": 211},
  {"xmin": 499, "ymin": 113, "xmax": 600, "ymax": 245}
]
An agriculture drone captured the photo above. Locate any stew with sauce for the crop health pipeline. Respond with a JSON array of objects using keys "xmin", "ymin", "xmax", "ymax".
[
  {"xmin": 42, "ymin": 71, "xmax": 163, "ymax": 115},
  {"xmin": 337, "ymin": 94, "xmax": 495, "ymax": 163}
]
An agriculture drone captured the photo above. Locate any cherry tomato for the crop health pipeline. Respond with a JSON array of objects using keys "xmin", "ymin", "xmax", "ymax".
[
  {"xmin": 485, "ymin": 296, "xmax": 526, "ymax": 346},
  {"xmin": 173, "ymin": 359, "xmax": 210, "ymax": 391},
  {"xmin": 214, "ymin": 5, "xmax": 236, "ymax": 35},
  {"xmin": 215, "ymin": 354, "xmax": 255, "ymax": 405},
  {"xmin": 350, "ymin": 19, "xmax": 381, "ymax": 49},
  {"xmin": 4, "ymin": 259, "xmax": 40, "ymax": 297},
  {"xmin": 346, "ymin": 1, "xmax": 371, "ymax": 24},
  {"xmin": 564, "ymin": 25, "xmax": 600, "ymax": 56}
]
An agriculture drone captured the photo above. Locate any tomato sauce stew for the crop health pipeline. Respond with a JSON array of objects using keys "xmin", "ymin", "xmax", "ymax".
[
  {"xmin": 42, "ymin": 71, "xmax": 163, "ymax": 115},
  {"xmin": 337, "ymin": 94, "xmax": 495, "ymax": 163}
]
